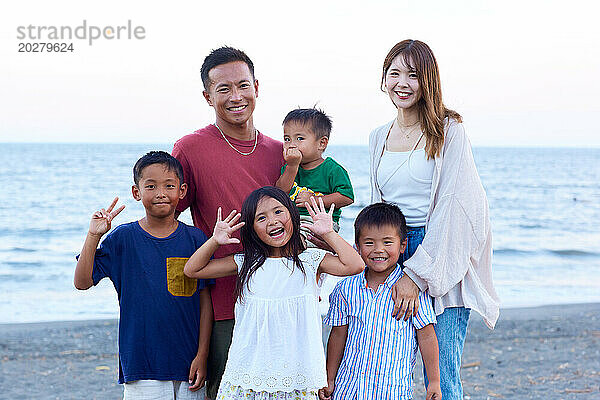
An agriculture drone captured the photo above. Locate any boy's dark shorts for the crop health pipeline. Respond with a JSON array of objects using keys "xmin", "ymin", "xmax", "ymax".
[{"xmin": 206, "ymin": 319, "xmax": 234, "ymax": 399}]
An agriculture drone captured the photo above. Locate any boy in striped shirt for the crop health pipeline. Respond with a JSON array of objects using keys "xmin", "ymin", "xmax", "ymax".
[{"xmin": 320, "ymin": 203, "xmax": 441, "ymax": 400}]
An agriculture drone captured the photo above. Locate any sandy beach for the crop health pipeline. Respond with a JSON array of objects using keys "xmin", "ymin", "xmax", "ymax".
[{"xmin": 1, "ymin": 303, "xmax": 598, "ymax": 400}]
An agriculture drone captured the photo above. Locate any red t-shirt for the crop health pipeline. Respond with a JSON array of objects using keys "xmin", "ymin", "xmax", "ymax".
[{"xmin": 173, "ymin": 125, "xmax": 284, "ymax": 320}]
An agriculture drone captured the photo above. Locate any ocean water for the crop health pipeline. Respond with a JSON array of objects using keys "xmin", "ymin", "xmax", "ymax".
[{"xmin": 1, "ymin": 143, "xmax": 599, "ymax": 323}]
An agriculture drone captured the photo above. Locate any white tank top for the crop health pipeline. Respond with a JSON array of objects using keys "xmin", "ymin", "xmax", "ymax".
[{"xmin": 376, "ymin": 141, "xmax": 434, "ymax": 227}]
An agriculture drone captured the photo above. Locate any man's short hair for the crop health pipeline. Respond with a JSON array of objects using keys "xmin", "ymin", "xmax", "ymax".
[
  {"xmin": 354, "ymin": 203, "xmax": 407, "ymax": 243},
  {"xmin": 200, "ymin": 46, "xmax": 255, "ymax": 90},
  {"xmin": 133, "ymin": 151, "xmax": 184, "ymax": 186},
  {"xmin": 282, "ymin": 107, "xmax": 332, "ymax": 139}
]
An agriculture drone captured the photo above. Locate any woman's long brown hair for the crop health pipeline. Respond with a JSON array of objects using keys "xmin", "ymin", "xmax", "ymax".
[{"xmin": 381, "ymin": 39, "xmax": 462, "ymax": 159}]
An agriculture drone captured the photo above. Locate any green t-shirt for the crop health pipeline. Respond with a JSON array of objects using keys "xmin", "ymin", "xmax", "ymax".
[{"xmin": 281, "ymin": 157, "xmax": 354, "ymax": 223}]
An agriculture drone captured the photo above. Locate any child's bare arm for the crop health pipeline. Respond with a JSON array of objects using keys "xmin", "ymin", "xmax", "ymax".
[
  {"xmin": 417, "ymin": 324, "xmax": 441, "ymax": 400},
  {"xmin": 183, "ymin": 208, "xmax": 244, "ymax": 279},
  {"xmin": 275, "ymin": 164, "xmax": 299, "ymax": 194},
  {"xmin": 302, "ymin": 197, "xmax": 363, "ymax": 276},
  {"xmin": 295, "ymin": 192, "xmax": 353, "ymax": 210},
  {"xmin": 318, "ymin": 236, "xmax": 363, "ymax": 277},
  {"xmin": 318, "ymin": 193, "xmax": 353, "ymax": 209},
  {"xmin": 74, "ymin": 197, "xmax": 125, "ymax": 290},
  {"xmin": 188, "ymin": 287, "xmax": 213, "ymax": 391},
  {"xmin": 319, "ymin": 325, "xmax": 348, "ymax": 399},
  {"xmin": 275, "ymin": 147, "xmax": 302, "ymax": 194}
]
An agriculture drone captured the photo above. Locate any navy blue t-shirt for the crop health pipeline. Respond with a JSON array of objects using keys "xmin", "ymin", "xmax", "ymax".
[{"xmin": 91, "ymin": 221, "xmax": 211, "ymax": 383}]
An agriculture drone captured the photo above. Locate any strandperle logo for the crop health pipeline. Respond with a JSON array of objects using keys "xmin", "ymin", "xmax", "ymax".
[{"xmin": 16, "ymin": 20, "xmax": 146, "ymax": 45}]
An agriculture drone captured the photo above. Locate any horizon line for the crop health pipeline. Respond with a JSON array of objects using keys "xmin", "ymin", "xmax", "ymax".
[{"xmin": 2, "ymin": 142, "xmax": 600, "ymax": 150}]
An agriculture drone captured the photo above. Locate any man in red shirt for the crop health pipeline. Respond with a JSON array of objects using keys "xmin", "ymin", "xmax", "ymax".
[{"xmin": 172, "ymin": 47, "xmax": 284, "ymax": 399}]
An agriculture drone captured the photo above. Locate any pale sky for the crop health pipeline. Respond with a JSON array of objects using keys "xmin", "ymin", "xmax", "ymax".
[{"xmin": 2, "ymin": 0, "xmax": 599, "ymax": 147}]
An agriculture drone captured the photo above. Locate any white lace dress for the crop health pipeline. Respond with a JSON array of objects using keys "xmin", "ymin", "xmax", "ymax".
[{"xmin": 216, "ymin": 248, "xmax": 328, "ymax": 400}]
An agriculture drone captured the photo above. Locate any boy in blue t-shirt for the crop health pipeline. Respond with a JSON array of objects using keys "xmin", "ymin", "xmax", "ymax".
[{"xmin": 75, "ymin": 151, "xmax": 212, "ymax": 399}]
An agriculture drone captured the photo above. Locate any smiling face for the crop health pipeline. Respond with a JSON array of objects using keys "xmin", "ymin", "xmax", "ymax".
[
  {"xmin": 384, "ymin": 55, "xmax": 422, "ymax": 111},
  {"xmin": 132, "ymin": 163, "xmax": 187, "ymax": 219},
  {"xmin": 203, "ymin": 61, "xmax": 259, "ymax": 128},
  {"xmin": 253, "ymin": 196, "xmax": 294, "ymax": 257},
  {"xmin": 357, "ymin": 224, "xmax": 406, "ymax": 276}
]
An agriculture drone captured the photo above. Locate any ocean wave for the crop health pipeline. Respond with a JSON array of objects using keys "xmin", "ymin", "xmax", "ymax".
[
  {"xmin": 493, "ymin": 249, "xmax": 536, "ymax": 256},
  {"xmin": 518, "ymin": 223, "xmax": 544, "ymax": 229},
  {"xmin": 0, "ymin": 247, "xmax": 37, "ymax": 253},
  {"xmin": 0, "ymin": 273, "xmax": 34, "ymax": 282},
  {"xmin": 0, "ymin": 228, "xmax": 54, "ymax": 237},
  {"xmin": 493, "ymin": 248, "xmax": 600, "ymax": 258},
  {"xmin": 3, "ymin": 261, "xmax": 43, "ymax": 268},
  {"xmin": 549, "ymin": 249, "xmax": 600, "ymax": 257}
]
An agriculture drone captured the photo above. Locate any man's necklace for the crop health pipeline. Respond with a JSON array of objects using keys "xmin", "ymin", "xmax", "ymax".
[{"xmin": 214, "ymin": 123, "xmax": 258, "ymax": 156}]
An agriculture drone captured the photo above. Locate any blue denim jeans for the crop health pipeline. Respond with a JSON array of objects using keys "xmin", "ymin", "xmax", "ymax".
[
  {"xmin": 427, "ymin": 307, "xmax": 471, "ymax": 400},
  {"xmin": 402, "ymin": 226, "xmax": 471, "ymax": 400}
]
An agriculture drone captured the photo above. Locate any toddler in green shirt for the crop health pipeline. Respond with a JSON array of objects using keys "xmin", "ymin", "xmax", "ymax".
[{"xmin": 276, "ymin": 108, "xmax": 354, "ymax": 245}]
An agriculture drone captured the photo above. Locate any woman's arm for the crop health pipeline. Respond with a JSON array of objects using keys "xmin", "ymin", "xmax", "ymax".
[
  {"xmin": 403, "ymin": 122, "xmax": 488, "ymax": 297},
  {"xmin": 392, "ymin": 122, "xmax": 490, "ymax": 319}
]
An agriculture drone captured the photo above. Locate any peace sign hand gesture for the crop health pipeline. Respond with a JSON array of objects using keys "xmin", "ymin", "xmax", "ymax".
[
  {"xmin": 89, "ymin": 197, "xmax": 125, "ymax": 237},
  {"xmin": 212, "ymin": 208, "xmax": 245, "ymax": 246},
  {"xmin": 303, "ymin": 196, "xmax": 335, "ymax": 237}
]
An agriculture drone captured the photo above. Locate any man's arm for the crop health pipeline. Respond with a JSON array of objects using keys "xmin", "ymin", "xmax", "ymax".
[
  {"xmin": 416, "ymin": 325, "xmax": 441, "ymax": 400},
  {"xmin": 319, "ymin": 325, "xmax": 348, "ymax": 400},
  {"xmin": 188, "ymin": 287, "xmax": 214, "ymax": 391}
]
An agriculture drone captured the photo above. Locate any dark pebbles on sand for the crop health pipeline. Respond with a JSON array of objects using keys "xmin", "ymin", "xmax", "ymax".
[{"xmin": 1, "ymin": 304, "xmax": 599, "ymax": 400}]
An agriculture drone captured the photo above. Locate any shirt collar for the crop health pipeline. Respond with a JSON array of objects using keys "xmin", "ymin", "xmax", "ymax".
[{"xmin": 361, "ymin": 264, "xmax": 404, "ymax": 290}]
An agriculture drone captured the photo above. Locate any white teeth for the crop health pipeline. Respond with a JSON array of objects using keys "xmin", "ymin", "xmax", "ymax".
[
  {"xmin": 229, "ymin": 105, "xmax": 245, "ymax": 111},
  {"xmin": 372, "ymin": 257, "xmax": 387, "ymax": 261},
  {"xmin": 269, "ymin": 228, "xmax": 284, "ymax": 237}
]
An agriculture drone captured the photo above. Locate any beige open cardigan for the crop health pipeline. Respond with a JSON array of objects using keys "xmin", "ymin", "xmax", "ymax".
[{"xmin": 369, "ymin": 119, "xmax": 500, "ymax": 328}]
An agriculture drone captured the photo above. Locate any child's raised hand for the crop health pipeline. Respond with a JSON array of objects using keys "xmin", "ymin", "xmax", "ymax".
[
  {"xmin": 303, "ymin": 196, "xmax": 334, "ymax": 236},
  {"xmin": 89, "ymin": 197, "xmax": 125, "ymax": 237},
  {"xmin": 212, "ymin": 207, "xmax": 245, "ymax": 246}
]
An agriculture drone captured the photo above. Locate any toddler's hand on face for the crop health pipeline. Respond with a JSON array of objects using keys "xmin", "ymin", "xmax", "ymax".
[
  {"xmin": 212, "ymin": 207, "xmax": 245, "ymax": 246},
  {"xmin": 303, "ymin": 197, "xmax": 334, "ymax": 236},
  {"xmin": 284, "ymin": 146, "xmax": 302, "ymax": 167}
]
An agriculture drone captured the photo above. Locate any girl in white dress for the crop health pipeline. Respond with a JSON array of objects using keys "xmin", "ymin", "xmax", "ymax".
[{"xmin": 184, "ymin": 186, "xmax": 364, "ymax": 400}]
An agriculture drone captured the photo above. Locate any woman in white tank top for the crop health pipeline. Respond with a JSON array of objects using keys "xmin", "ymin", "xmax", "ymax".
[{"xmin": 368, "ymin": 39, "xmax": 500, "ymax": 400}]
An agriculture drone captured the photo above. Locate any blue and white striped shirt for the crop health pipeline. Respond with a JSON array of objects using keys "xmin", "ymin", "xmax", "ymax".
[{"xmin": 323, "ymin": 265, "xmax": 436, "ymax": 400}]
